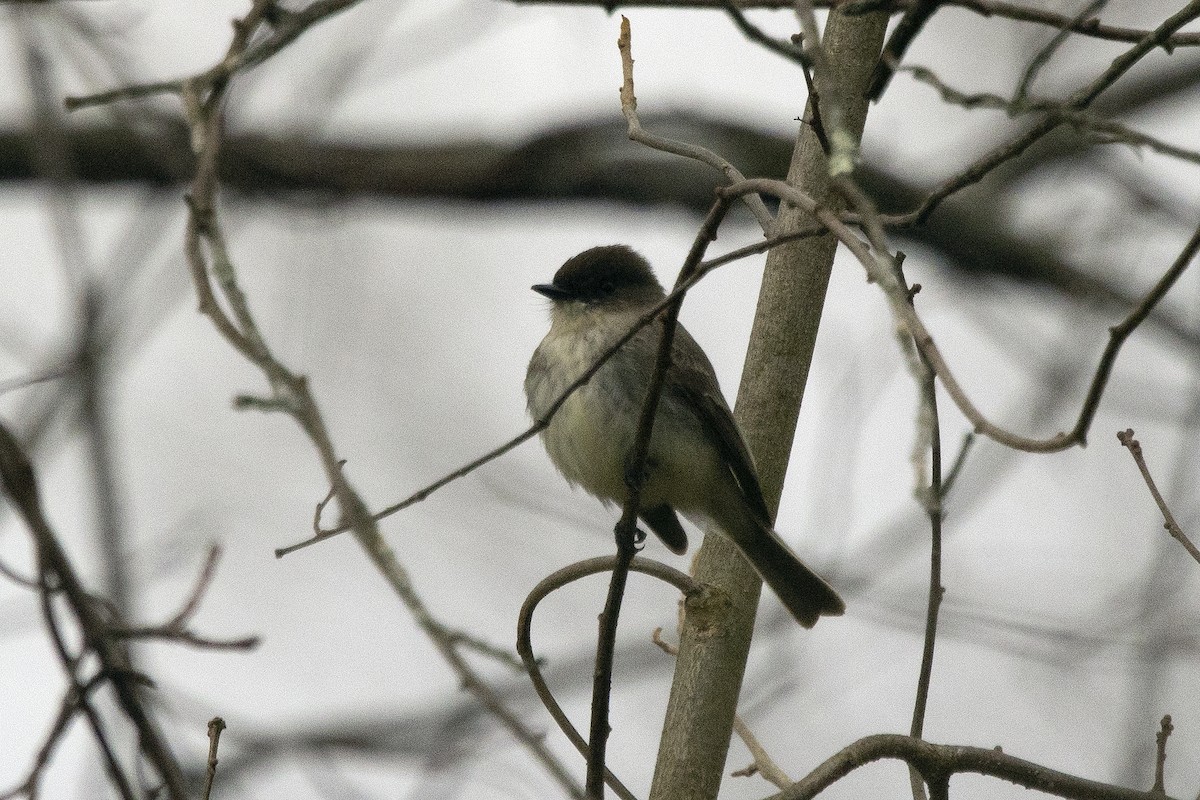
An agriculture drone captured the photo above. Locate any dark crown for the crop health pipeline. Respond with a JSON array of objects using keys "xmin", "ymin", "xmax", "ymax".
[{"xmin": 548, "ymin": 245, "xmax": 664, "ymax": 302}]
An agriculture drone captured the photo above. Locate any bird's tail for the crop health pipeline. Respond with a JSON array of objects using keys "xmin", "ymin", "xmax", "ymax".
[{"xmin": 729, "ymin": 512, "xmax": 845, "ymax": 628}]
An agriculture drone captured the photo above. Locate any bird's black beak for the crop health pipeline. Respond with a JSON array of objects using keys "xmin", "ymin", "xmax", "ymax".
[{"xmin": 532, "ymin": 283, "xmax": 572, "ymax": 300}]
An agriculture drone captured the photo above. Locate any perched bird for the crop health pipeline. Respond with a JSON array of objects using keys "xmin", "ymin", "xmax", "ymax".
[{"xmin": 524, "ymin": 245, "xmax": 844, "ymax": 627}]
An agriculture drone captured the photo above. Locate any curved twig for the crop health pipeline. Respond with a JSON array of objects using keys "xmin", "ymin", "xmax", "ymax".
[{"xmin": 516, "ymin": 556, "xmax": 702, "ymax": 800}]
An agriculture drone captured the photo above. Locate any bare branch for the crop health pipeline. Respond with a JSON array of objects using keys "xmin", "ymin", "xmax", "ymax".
[
  {"xmin": 64, "ymin": 0, "xmax": 366, "ymax": 111},
  {"xmin": 586, "ymin": 195, "xmax": 733, "ymax": 797},
  {"xmin": 0, "ymin": 679, "xmax": 104, "ymax": 800},
  {"xmin": 891, "ymin": 253, "xmax": 945, "ymax": 800},
  {"xmin": 1117, "ymin": 430, "xmax": 1200, "ymax": 566},
  {"xmin": 774, "ymin": 733, "xmax": 1181, "ymax": 800},
  {"xmin": 794, "ymin": 2, "xmax": 857, "ymax": 176},
  {"xmin": 1153, "ymin": 715, "xmax": 1173, "ymax": 794},
  {"xmin": 724, "ymin": 3, "xmax": 809, "ymax": 67},
  {"xmin": 731, "ymin": 715, "xmax": 794, "ymax": 789}
]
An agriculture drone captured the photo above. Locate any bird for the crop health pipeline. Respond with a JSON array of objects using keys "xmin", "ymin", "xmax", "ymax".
[{"xmin": 524, "ymin": 244, "xmax": 844, "ymax": 627}]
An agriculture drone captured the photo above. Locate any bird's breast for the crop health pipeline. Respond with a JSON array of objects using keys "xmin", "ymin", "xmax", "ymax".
[{"xmin": 525, "ymin": 325, "xmax": 644, "ymax": 504}]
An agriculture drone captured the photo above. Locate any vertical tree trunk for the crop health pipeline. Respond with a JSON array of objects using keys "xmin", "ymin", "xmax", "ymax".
[{"xmin": 647, "ymin": 10, "xmax": 887, "ymax": 800}]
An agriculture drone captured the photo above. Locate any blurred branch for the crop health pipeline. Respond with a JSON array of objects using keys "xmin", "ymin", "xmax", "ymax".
[
  {"xmin": 772, "ymin": 733, "xmax": 1181, "ymax": 800},
  {"xmin": 865, "ymin": 0, "xmax": 937, "ymax": 99},
  {"xmin": 115, "ymin": 545, "xmax": 260, "ymax": 650},
  {"xmin": 1012, "ymin": 0, "xmax": 1108, "ymax": 105},
  {"xmin": 3, "ymin": 113, "xmax": 1196, "ymax": 347},
  {"xmin": 896, "ymin": 61, "xmax": 1200, "ymax": 166},
  {"xmin": 0, "ymin": 420, "xmax": 190, "ymax": 799},
  {"xmin": 1117, "ymin": 430, "xmax": 1200, "ymax": 566},
  {"xmin": 66, "ymin": 2, "xmax": 587, "ymax": 795},
  {"xmin": 63, "ymin": 0, "xmax": 367, "ymax": 111},
  {"xmin": 17, "ymin": 3, "xmax": 137, "ymax": 629},
  {"xmin": 885, "ymin": 0, "xmax": 1200, "ymax": 226},
  {"xmin": 0, "ymin": 679, "xmax": 104, "ymax": 800}
]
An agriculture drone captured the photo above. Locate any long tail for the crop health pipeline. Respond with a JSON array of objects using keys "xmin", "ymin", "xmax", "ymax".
[{"xmin": 729, "ymin": 513, "xmax": 845, "ymax": 628}]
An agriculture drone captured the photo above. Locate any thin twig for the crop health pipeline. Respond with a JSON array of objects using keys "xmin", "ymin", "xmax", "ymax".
[
  {"xmin": 940, "ymin": 433, "xmax": 974, "ymax": 497},
  {"xmin": 587, "ymin": 534, "xmax": 638, "ymax": 798},
  {"xmin": 0, "ymin": 362, "xmax": 75, "ymax": 396},
  {"xmin": 731, "ymin": 716, "xmax": 795, "ymax": 789},
  {"xmin": 885, "ymin": 0, "xmax": 1200, "ymax": 226},
  {"xmin": 0, "ymin": 556, "xmax": 40, "ymax": 589},
  {"xmin": 36, "ymin": 581, "xmax": 136, "ymax": 800},
  {"xmin": 64, "ymin": 0, "xmax": 366, "ymax": 110},
  {"xmin": 166, "ymin": 545, "xmax": 224, "ymax": 628},
  {"xmin": 203, "ymin": 717, "xmax": 226, "ymax": 800},
  {"xmin": 1153, "ymin": 714, "xmax": 1172, "ymax": 794},
  {"xmin": 511, "ymin": 0, "xmax": 1200, "ymax": 51},
  {"xmin": 725, "ymin": 3, "xmax": 809, "ymax": 66},
  {"xmin": 1013, "ymin": 0, "xmax": 1108, "ymax": 105},
  {"xmin": 866, "ymin": 0, "xmax": 938, "ymax": 100},
  {"xmin": 1117, "ymin": 430, "xmax": 1200, "ymax": 566},
  {"xmin": 0, "ymin": 678, "xmax": 104, "ymax": 800},
  {"xmin": 618, "ymin": 16, "xmax": 776, "ymax": 232},
  {"xmin": 794, "ymin": 1, "xmax": 857, "ymax": 176},
  {"xmin": 115, "ymin": 545, "xmax": 260, "ymax": 649},
  {"xmin": 894, "ymin": 254, "xmax": 944, "ymax": 800}
]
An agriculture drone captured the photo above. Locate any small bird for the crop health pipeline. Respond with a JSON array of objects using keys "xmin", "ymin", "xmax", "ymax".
[{"xmin": 524, "ymin": 245, "xmax": 844, "ymax": 627}]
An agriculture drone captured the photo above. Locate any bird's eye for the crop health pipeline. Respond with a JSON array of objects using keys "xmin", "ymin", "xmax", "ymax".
[{"xmin": 599, "ymin": 281, "xmax": 615, "ymax": 295}]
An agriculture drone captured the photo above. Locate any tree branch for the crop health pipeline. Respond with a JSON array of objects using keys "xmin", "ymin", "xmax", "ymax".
[{"xmin": 771, "ymin": 733, "xmax": 1180, "ymax": 800}]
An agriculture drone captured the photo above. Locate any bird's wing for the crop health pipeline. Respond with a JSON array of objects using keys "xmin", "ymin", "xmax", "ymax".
[{"xmin": 666, "ymin": 327, "xmax": 773, "ymax": 524}]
